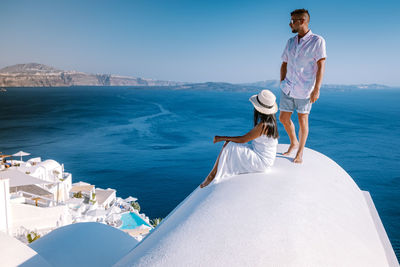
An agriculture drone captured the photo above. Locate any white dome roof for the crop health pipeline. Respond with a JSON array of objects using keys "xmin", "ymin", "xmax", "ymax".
[
  {"xmin": 39, "ymin": 159, "xmax": 61, "ymax": 170},
  {"xmin": 29, "ymin": 222, "xmax": 138, "ymax": 267},
  {"xmin": 116, "ymin": 145, "xmax": 395, "ymax": 267}
]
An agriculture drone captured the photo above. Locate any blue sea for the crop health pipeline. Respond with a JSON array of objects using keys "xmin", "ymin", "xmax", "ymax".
[{"xmin": 1, "ymin": 86, "xmax": 399, "ymax": 258}]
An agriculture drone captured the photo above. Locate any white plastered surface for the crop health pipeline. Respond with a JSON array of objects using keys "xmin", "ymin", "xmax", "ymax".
[{"xmin": 116, "ymin": 144, "xmax": 390, "ymax": 267}]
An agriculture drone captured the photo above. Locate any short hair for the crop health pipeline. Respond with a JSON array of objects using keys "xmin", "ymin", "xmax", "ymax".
[{"xmin": 291, "ymin": 9, "xmax": 310, "ymax": 20}]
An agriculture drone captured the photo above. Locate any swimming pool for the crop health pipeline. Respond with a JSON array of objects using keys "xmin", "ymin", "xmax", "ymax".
[{"xmin": 119, "ymin": 212, "xmax": 152, "ymax": 230}]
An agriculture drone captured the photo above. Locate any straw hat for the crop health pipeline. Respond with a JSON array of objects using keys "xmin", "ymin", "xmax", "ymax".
[{"xmin": 249, "ymin": 89, "xmax": 278, "ymax": 115}]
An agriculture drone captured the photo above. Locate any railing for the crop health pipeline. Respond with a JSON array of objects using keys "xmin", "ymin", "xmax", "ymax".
[{"xmin": 19, "ymin": 190, "xmax": 57, "ymax": 207}]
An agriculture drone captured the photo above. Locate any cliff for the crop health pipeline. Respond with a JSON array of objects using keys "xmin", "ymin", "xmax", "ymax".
[
  {"xmin": 0, "ymin": 63, "xmax": 183, "ymax": 87},
  {"xmin": 0, "ymin": 63, "xmax": 393, "ymax": 89}
]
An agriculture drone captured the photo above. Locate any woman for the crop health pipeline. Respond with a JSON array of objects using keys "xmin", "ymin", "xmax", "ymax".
[{"xmin": 200, "ymin": 89, "xmax": 279, "ymax": 188}]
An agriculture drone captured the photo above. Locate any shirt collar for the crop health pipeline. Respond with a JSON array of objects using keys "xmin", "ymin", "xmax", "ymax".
[{"xmin": 297, "ymin": 30, "xmax": 313, "ymax": 43}]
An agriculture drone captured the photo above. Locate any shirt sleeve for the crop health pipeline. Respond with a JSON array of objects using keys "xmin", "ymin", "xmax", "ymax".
[
  {"xmin": 281, "ymin": 40, "xmax": 289, "ymax": 62},
  {"xmin": 313, "ymin": 37, "xmax": 327, "ymax": 61}
]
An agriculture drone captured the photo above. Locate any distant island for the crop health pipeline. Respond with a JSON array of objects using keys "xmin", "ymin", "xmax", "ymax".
[
  {"xmin": 0, "ymin": 63, "xmax": 184, "ymax": 87},
  {"xmin": 0, "ymin": 63, "xmax": 394, "ymax": 90}
]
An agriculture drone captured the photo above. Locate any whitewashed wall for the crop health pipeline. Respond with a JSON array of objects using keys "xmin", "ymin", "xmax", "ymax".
[
  {"xmin": 0, "ymin": 178, "xmax": 11, "ymax": 234},
  {"xmin": 11, "ymin": 203, "xmax": 70, "ymax": 234}
]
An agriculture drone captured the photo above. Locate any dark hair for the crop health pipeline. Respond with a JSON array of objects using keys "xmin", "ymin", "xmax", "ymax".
[
  {"xmin": 291, "ymin": 9, "xmax": 310, "ymax": 20},
  {"xmin": 253, "ymin": 109, "xmax": 279, "ymax": 139}
]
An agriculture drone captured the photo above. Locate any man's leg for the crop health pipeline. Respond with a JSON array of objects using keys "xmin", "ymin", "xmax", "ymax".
[
  {"xmin": 294, "ymin": 113, "xmax": 309, "ymax": 163},
  {"xmin": 279, "ymin": 111, "xmax": 299, "ymax": 155}
]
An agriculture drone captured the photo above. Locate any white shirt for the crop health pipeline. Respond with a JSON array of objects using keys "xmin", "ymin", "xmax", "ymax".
[{"xmin": 281, "ymin": 30, "xmax": 327, "ymax": 99}]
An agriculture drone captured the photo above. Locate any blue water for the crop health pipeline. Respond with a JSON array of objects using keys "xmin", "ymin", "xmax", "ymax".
[
  {"xmin": 0, "ymin": 86, "xmax": 399, "ymax": 258},
  {"xmin": 119, "ymin": 212, "xmax": 151, "ymax": 230}
]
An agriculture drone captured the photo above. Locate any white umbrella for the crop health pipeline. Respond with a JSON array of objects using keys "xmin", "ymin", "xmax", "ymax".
[
  {"xmin": 12, "ymin": 151, "xmax": 31, "ymax": 162},
  {"xmin": 125, "ymin": 196, "xmax": 138, "ymax": 202}
]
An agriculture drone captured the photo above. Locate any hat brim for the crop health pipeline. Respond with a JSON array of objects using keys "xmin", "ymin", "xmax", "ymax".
[{"xmin": 249, "ymin": 95, "xmax": 278, "ymax": 115}]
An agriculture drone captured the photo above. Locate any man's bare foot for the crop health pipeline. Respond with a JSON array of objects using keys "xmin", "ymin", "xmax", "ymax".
[
  {"xmin": 200, "ymin": 173, "xmax": 215, "ymax": 188},
  {"xmin": 293, "ymin": 151, "xmax": 303, "ymax": 163},
  {"xmin": 283, "ymin": 143, "xmax": 299, "ymax": 156}
]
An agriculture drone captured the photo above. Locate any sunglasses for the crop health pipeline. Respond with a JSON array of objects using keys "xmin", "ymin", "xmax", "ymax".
[{"xmin": 290, "ymin": 19, "xmax": 304, "ymax": 24}]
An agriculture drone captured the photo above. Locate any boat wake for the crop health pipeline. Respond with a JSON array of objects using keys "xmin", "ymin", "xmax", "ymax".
[{"xmin": 103, "ymin": 103, "xmax": 173, "ymax": 136}]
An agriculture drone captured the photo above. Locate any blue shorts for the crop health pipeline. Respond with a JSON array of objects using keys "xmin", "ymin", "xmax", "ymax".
[{"xmin": 279, "ymin": 91, "xmax": 312, "ymax": 114}]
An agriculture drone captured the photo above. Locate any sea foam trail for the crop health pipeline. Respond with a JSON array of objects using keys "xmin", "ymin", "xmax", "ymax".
[{"xmin": 103, "ymin": 103, "xmax": 173, "ymax": 136}]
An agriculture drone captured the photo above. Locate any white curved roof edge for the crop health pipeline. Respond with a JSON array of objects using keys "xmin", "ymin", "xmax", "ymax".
[
  {"xmin": 115, "ymin": 144, "xmax": 399, "ymax": 267},
  {"xmin": 362, "ymin": 191, "xmax": 399, "ymax": 266}
]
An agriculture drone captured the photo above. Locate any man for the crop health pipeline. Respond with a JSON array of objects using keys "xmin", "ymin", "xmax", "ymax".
[{"xmin": 279, "ymin": 8, "xmax": 326, "ymax": 163}]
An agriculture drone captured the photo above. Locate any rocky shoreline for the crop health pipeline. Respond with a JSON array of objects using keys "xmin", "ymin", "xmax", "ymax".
[{"xmin": 0, "ymin": 63, "xmax": 183, "ymax": 87}]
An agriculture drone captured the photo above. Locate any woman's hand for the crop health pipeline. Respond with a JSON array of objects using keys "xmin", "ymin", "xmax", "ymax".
[
  {"xmin": 213, "ymin": 136, "xmax": 227, "ymax": 143},
  {"xmin": 214, "ymin": 136, "xmax": 230, "ymax": 147},
  {"xmin": 213, "ymin": 136, "xmax": 221, "ymax": 143}
]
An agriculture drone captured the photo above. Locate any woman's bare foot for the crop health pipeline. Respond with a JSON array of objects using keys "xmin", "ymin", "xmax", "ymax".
[
  {"xmin": 293, "ymin": 151, "xmax": 303, "ymax": 163},
  {"xmin": 200, "ymin": 173, "xmax": 215, "ymax": 188},
  {"xmin": 200, "ymin": 177, "xmax": 212, "ymax": 188},
  {"xmin": 283, "ymin": 142, "xmax": 299, "ymax": 156}
]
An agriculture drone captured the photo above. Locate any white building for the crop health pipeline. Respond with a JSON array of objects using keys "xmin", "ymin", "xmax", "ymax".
[
  {"xmin": 95, "ymin": 188, "xmax": 117, "ymax": 209},
  {"xmin": 18, "ymin": 159, "xmax": 73, "ymax": 203},
  {"xmin": 0, "ymin": 158, "xmax": 73, "ymax": 237},
  {"xmin": 70, "ymin": 181, "xmax": 96, "ymax": 202},
  {"xmin": 0, "ymin": 178, "xmax": 11, "ymax": 235}
]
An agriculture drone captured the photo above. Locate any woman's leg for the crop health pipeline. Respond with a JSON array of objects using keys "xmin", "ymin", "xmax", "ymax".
[{"xmin": 200, "ymin": 141, "xmax": 229, "ymax": 188}]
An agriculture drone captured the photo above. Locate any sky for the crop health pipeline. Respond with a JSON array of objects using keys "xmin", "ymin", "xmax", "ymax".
[{"xmin": 0, "ymin": 0, "xmax": 399, "ymax": 86}]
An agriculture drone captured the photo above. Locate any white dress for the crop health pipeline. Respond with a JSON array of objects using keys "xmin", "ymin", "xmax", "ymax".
[{"xmin": 213, "ymin": 135, "xmax": 278, "ymax": 184}]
